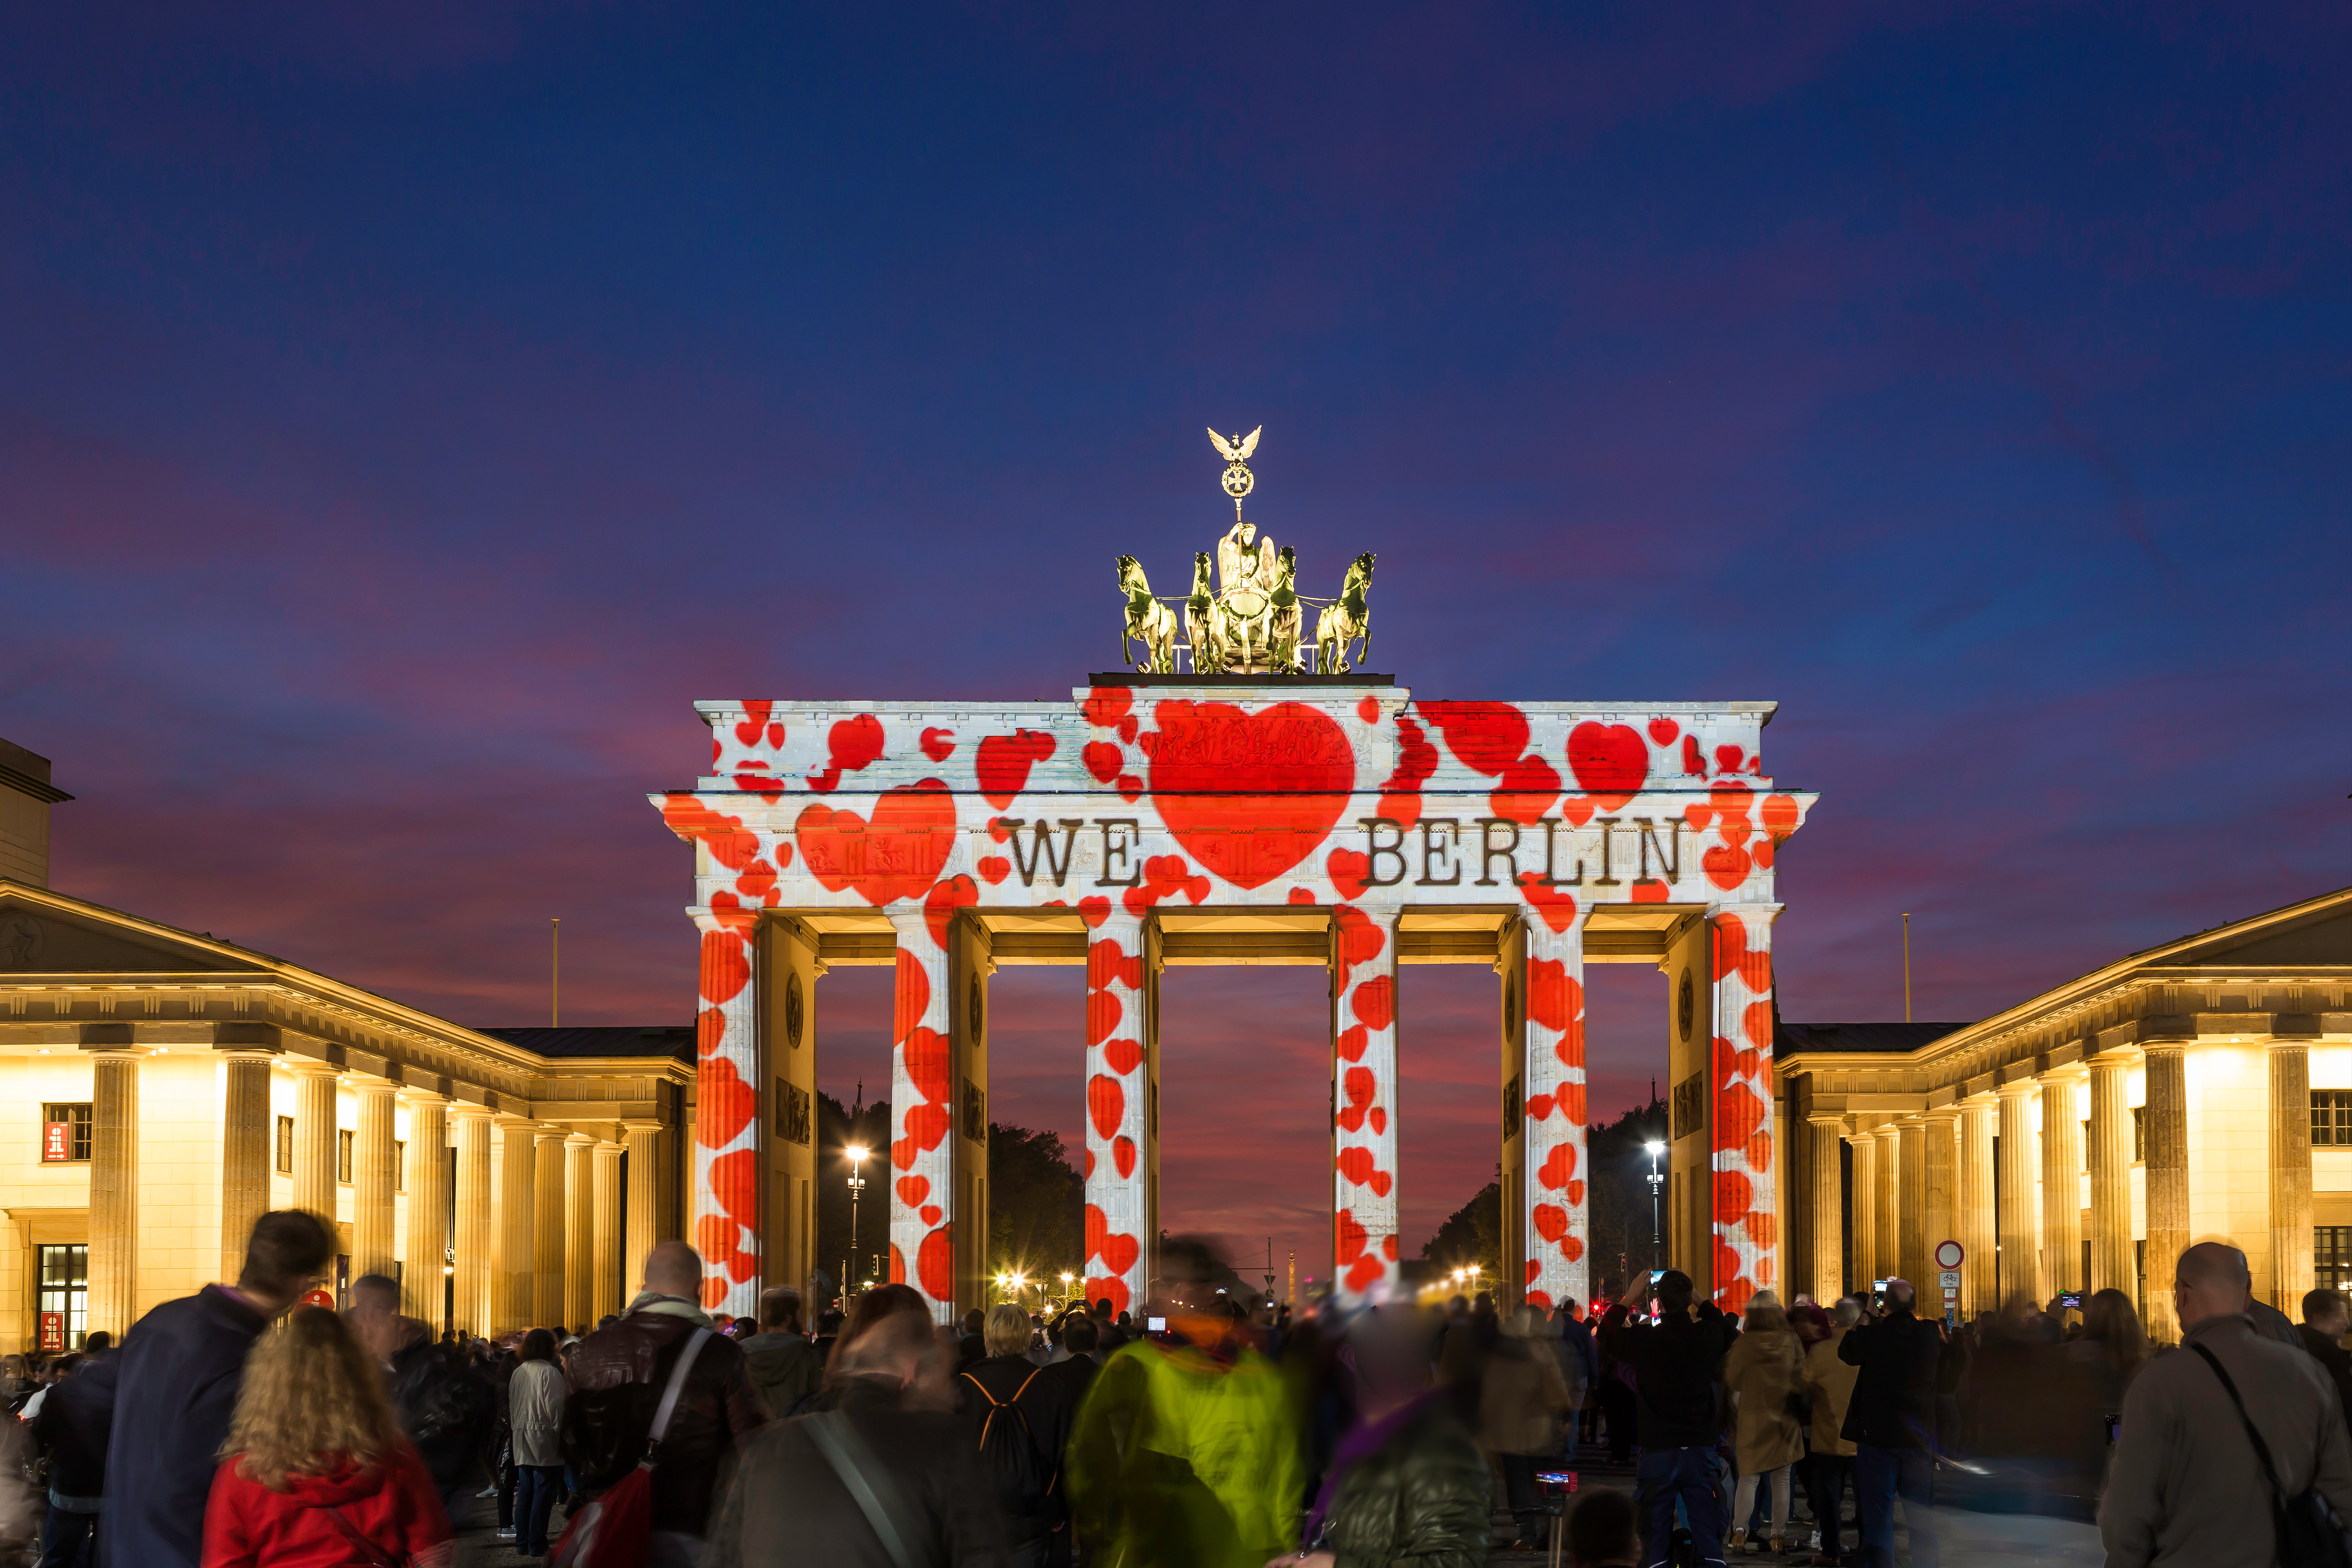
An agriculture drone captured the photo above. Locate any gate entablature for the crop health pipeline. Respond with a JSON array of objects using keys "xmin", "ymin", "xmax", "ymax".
[{"xmin": 658, "ymin": 680, "xmax": 1812, "ymax": 1325}]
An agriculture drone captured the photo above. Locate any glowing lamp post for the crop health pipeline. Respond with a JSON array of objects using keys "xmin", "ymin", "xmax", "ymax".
[
  {"xmin": 844, "ymin": 1144, "xmax": 869, "ymax": 1298},
  {"xmin": 1644, "ymin": 1140, "xmax": 1667, "ymax": 1274}
]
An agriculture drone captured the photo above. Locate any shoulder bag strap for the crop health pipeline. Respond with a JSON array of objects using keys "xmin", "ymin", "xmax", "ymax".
[
  {"xmin": 322, "ymin": 1503, "xmax": 405, "ymax": 1568},
  {"xmin": 646, "ymin": 1327, "xmax": 714, "ymax": 1454},
  {"xmin": 2189, "ymin": 1341, "xmax": 2290, "ymax": 1505},
  {"xmin": 805, "ymin": 1410, "xmax": 919, "ymax": 1568}
]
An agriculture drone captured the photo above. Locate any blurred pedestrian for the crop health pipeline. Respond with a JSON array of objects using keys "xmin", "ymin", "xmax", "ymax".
[
  {"xmin": 1838, "ymin": 1278, "xmax": 1941, "ymax": 1568},
  {"xmin": 2298, "ymin": 1288, "xmax": 2352, "ymax": 1440},
  {"xmin": 959, "ymin": 1303, "xmax": 1075, "ymax": 1568},
  {"xmin": 1604, "ymin": 1270, "xmax": 1728, "ymax": 1568},
  {"xmin": 1722, "ymin": 1289, "xmax": 1804, "ymax": 1555},
  {"xmin": 1481, "ymin": 1305, "xmax": 1572, "ymax": 1552},
  {"xmin": 200, "ymin": 1307, "xmax": 452, "ymax": 1568},
  {"xmin": 31, "ymin": 1349, "xmax": 107, "ymax": 1568},
  {"xmin": 2102, "ymin": 1241, "xmax": 2352, "ymax": 1567},
  {"xmin": 507, "ymin": 1328, "xmax": 567, "ymax": 1557},
  {"xmin": 101, "ymin": 1210, "xmax": 336, "ymax": 1568},
  {"xmin": 741, "ymin": 1287, "xmax": 823, "ymax": 1418},
  {"xmin": 1800, "ymin": 1298, "xmax": 1862, "ymax": 1566},
  {"xmin": 343, "ymin": 1274, "xmax": 492, "ymax": 1523}
]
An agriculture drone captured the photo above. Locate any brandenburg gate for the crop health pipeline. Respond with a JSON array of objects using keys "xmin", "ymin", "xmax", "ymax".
[{"xmin": 655, "ymin": 431, "xmax": 1813, "ymax": 1321}]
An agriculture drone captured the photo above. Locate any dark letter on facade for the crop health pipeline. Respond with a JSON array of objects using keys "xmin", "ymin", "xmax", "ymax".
[
  {"xmin": 1631, "ymin": 817, "xmax": 1679, "ymax": 886},
  {"xmin": 1360, "ymin": 817, "xmax": 1410, "ymax": 888},
  {"xmin": 1095, "ymin": 819, "xmax": 1142, "ymax": 888},
  {"xmin": 1417, "ymin": 820, "xmax": 1463, "ymax": 886},
  {"xmin": 1002, "ymin": 818, "xmax": 1082, "ymax": 886},
  {"xmin": 1475, "ymin": 818, "xmax": 1521, "ymax": 887},
  {"xmin": 1592, "ymin": 819, "xmax": 1622, "ymax": 886}
]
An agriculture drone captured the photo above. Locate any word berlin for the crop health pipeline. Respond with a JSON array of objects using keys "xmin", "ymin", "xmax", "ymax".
[{"xmin": 991, "ymin": 814, "xmax": 1688, "ymax": 890}]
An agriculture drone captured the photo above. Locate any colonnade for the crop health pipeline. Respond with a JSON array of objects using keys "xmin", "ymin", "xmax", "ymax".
[
  {"xmin": 1803, "ymin": 1036, "xmax": 2318, "ymax": 1335},
  {"xmin": 77, "ymin": 1024, "xmax": 670, "ymax": 1339}
]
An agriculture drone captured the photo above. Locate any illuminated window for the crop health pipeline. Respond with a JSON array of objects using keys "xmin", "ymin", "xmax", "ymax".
[
  {"xmin": 275, "ymin": 1115, "xmax": 294, "ymax": 1174},
  {"xmin": 337, "ymin": 1129, "xmax": 354, "ymax": 1184},
  {"xmin": 2313, "ymin": 1092, "xmax": 2352, "ymax": 1148},
  {"xmin": 2131, "ymin": 1107, "xmax": 2145, "ymax": 1162},
  {"xmin": 41, "ymin": 1105, "xmax": 93, "ymax": 1163},
  {"xmin": 394, "ymin": 1139, "xmax": 405, "ymax": 1192},
  {"xmin": 37, "ymin": 1245, "xmax": 88, "ymax": 1350},
  {"xmin": 2319, "ymin": 1228, "xmax": 2352, "ymax": 1293}
]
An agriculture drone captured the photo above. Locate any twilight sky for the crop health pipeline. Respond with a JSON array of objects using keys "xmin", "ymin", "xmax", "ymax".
[{"xmin": 3, "ymin": 3, "xmax": 2348, "ymax": 1276}]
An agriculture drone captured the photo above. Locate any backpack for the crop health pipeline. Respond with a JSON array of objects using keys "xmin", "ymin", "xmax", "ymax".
[
  {"xmin": 2189, "ymin": 1341, "xmax": 2352, "ymax": 1568},
  {"xmin": 550, "ymin": 1328, "xmax": 712, "ymax": 1568},
  {"xmin": 962, "ymin": 1366, "xmax": 1053, "ymax": 1524}
]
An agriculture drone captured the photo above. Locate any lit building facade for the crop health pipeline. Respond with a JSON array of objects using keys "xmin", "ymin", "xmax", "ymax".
[
  {"xmin": 1776, "ymin": 884, "xmax": 2352, "ymax": 1341},
  {"xmin": 0, "ymin": 740, "xmax": 691, "ymax": 1350}
]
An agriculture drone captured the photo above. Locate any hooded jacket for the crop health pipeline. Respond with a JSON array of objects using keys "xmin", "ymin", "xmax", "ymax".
[
  {"xmin": 100, "ymin": 1285, "xmax": 272, "ymax": 1568},
  {"xmin": 200, "ymin": 1444, "xmax": 452, "ymax": 1568}
]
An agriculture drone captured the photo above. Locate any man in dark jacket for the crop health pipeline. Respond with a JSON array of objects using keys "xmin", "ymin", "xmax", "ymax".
[
  {"xmin": 1838, "ymin": 1276, "xmax": 1943, "ymax": 1568},
  {"xmin": 1042, "ymin": 1314, "xmax": 1103, "ymax": 1406},
  {"xmin": 97, "ymin": 1209, "xmax": 335, "ymax": 1568},
  {"xmin": 32, "ymin": 1349, "xmax": 111, "ymax": 1568},
  {"xmin": 2301, "ymin": 1288, "xmax": 2352, "ymax": 1439},
  {"xmin": 1601, "ymin": 1270, "xmax": 1728, "ymax": 1568},
  {"xmin": 347, "ymin": 1272, "xmax": 494, "ymax": 1521},
  {"xmin": 704, "ymin": 1290, "xmax": 1009, "ymax": 1568},
  {"xmin": 564, "ymin": 1241, "xmax": 766, "ymax": 1567}
]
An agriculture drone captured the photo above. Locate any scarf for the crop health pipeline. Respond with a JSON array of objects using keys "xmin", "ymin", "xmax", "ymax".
[{"xmin": 628, "ymin": 1291, "xmax": 714, "ymax": 1327}]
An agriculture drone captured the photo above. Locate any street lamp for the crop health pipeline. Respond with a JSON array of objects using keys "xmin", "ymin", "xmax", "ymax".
[
  {"xmin": 845, "ymin": 1145, "xmax": 869, "ymax": 1298},
  {"xmin": 1644, "ymin": 1140, "xmax": 1666, "ymax": 1274}
]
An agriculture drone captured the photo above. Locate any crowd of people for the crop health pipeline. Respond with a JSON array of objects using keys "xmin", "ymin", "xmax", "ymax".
[{"xmin": 0, "ymin": 1214, "xmax": 2342, "ymax": 1568}]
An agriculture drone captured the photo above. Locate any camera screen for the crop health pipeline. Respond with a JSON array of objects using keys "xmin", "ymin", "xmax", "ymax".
[{"xmin": 1147, "ymin": 1316, "xmax": 1167, "ymax": 1332}]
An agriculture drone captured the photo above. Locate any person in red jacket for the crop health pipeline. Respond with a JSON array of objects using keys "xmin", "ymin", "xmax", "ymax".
[{"xmin": 202, "ymin": 1307, "xmax": 453, "ymax": 1568}]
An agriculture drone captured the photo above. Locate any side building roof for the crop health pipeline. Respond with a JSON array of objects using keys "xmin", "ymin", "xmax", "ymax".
[{"xmin": 478, "ymin": 1025, "xmax": 694, "ymax": 1062}]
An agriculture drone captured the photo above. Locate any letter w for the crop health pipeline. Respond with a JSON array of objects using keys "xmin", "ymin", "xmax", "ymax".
[{"xmin": 1006, "ymin": 819, "xmax": 1083, "ymax": 886}]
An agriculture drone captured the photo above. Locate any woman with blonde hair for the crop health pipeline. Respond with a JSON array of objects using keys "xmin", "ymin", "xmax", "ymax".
[
  {"xmin": 201, "ymin": 1307, "xmax": 452, "ymax": 1568},
  {"xmin": 1721, "ymin": 1288, "xmax": 1805, "ymax": 1555}
]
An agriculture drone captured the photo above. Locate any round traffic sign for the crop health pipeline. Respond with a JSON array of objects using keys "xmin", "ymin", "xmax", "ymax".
[{"xmin": 1933, "ymin": 1239, "xmax": 1964, "ymax": 1270}]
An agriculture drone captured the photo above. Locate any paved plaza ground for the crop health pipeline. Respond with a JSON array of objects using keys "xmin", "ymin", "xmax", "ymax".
[{"xmin": 443, "ymin": 1450, "xmax": 2105, "ymax": 1567}]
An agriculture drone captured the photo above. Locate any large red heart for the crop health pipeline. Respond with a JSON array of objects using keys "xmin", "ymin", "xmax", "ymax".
[
  {"xmin": 795, "ymin": 781, "xmax": 957, "ymax": 905},
  {"xmin": 1087, "ymin": 1074, "xmax": 1125, "ymax": 1140},
  {"xmin": 902, "ymin": 1027, "xmax": 951, "ymax": 1108},
  {"xmin": 1085, "ymin": 1204, "xmax": 1107, "ymax": 1263},
  {"xmin": 1100, "ymin": 1037, "xmax": 1145, "ymax": 1076},
  {"xmin": 1532, "ymin": 1203, "xmax": 1568, "ymax": 1243},
  {"xmin": 1147, "ymin": 702, "xmax": 1355, "ymax": 889},
  {"xmin": 696, "ymin": 1058, "xmax": 757, "ymax": 1149},
  {"xmin": 897, "ymin": 1175, "xmax": 930, "ymax": 1207},
  {"xmin": 976, "ymin": 729, "xmax": 1056, "ymax": 808},
  {"xmin": 918, "ymin": 1226, "xmax": 953, "ymax": 1302},
  {"xmin": 708, "ymin": 1149, "xmax": 757, "ymax": 1227},
  {"xmin": 1100, "ymin": 1232, "xmax": 1139, "ymax": 1277},
  {"xmin": 1537, "ymin": 1140, "xmax": 1577, "ymax": 1190},
  {"xmin": 1114, "ymin": 1136, "xmax": 1137, "ymax": 1177},
  {"xmin": 1566, "ymin": 722, "xmax": 1648, "ymax": 809}
]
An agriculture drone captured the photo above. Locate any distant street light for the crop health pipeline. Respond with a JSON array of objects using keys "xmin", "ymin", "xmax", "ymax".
[
  {"xmin": 845, "ymin": 1145, "xmax": 870, "ymax": 1298},
  {"xmin": 1644, "ymin": 1140, "xmax": 1667, "ymax": 1274}
]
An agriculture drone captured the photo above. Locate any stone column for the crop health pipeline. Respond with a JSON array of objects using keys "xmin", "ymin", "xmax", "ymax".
[
  {"xmin": 1520, "ymin": 911, "xmax": 1587, "ymax": 1311},
  {"xmin": 565, "ymin": 1133, "xmax": 595, "ymax": 1328},
  {"xmin": 535, "ymin": 1127, "xmax": 568, "ymax": 1328},
  {"xmin": 2271, "ymin": 1040, "xmax": 2315, "ymax": 1312},
  {"xmin": 1959, "ymin": 1096, "xmax": 1998, "ymax": 1317},
  {"xmin": 1332, "ymin": 903, "xmax": 1403, "ymax": 1306},
  {"xmin": 1847, "ymin": 1131, "xmax": 1879, "ymax": 1287},
  {"xmin": 1924, "ymin": 1107, "xmax": 1960, "ymax": 1315},
  {"xmin": 1808, "ymin": 1115, "xmax": 1845, "ymax": 1302},
  {"xmin": 1996, "ymin": 1078, "xmax": 2041, "ymax": 1307},
  {"xmin": 400, "ymin": 1091, "xmax": 449, "ymax": 1327},
  {"xmin": 351, "ymin": 1080, "xmax": 399, "ymax": 1283},
  {"xmin": 1708, "ymin": 905, "xmax": 1781, "ymax": 1310},
  {"xmin": 1076, "ymin": 907, "xmax": 1152, "ymax": 1319},
  {"xmin": 2143, "ymin": 1043, "xmax": 2189, "ymax": 1344},
  {"xmin": 2086, "ymin": 1051, "xmax": 2136, "ymax": 1300},
  {"xmin": 450, "ymin": 1105, "xmax": 493, "ymax": 1336},
  {"xmin": 215, "ymin": 1039, "xmax": 278, "ymax": 1282},
  {"xmin": 1898, "ymin": 1118, "xmax": 1928, "ymax": 1289},
  {"xmin": 883, "ymin": 907, "xmax": 959, "ymax": 1322},
  {"xmin": 85, "ymin": 1040, "xmax": 140, "ymax": 1338},
  {"xmin": 594, "ymin": 1142, "xmax": 625, "ymax": 1322},
  {"xmin": 2040, "ymin": 1067, "xmax": 2085, "ymax": 1301},
  {"xmin": 496, "ymin": 1115, "xmax": 537, "ymax": 1331},
  {"xmin": 692, "ymin": 902, "xmax": 761, "ymax": 1319},
  {"xmin": 1872, "ymin": 1123, "xmax": 1902, "ymax": 1290},
  {"xmin": 291, "ymin": 1062, "xmax": 341, "ymax": 1225},
  {"xmin": 623, "ymin": 1121, "xmax": 665, "ymax": 1290}
]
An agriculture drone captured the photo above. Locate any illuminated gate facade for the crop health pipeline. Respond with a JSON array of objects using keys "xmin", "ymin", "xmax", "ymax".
[{"xmin": 656, "ymin": 683, "xmax": 1812, "ymax": 1321}]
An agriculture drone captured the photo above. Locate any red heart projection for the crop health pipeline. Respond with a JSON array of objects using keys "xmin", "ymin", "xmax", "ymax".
[
  {"xmin": 1702, "ymin": 843, "xmax": 1751, "ymax": 890},
  {"xmin": 1517, "ymin": 874, "xmax": 1579, "ymax": 934},
  {"xmin": 1085, "ymin": 1204, "xmax": 1108, "ymax": 1262},
  {"xmin": 1327, "ymin": 849, "xmax": 1373, "ymax": 902},
  {"xmin": 807, "ymin": 714, "xmax": 888, "ymax": 791},
  {"xmin": 976, "ymin": 729, "xmax": 1056, "ymax": 808},
  {"xmin": 1099, "ymin": 1232, "xmax": 1139, "ymax": 1277},
  {"xmin": 1336, "ymin": 1066, "xmax": 1376, "ymax": 1131},
  {"xmin": 1532, "ymin": 1203, "xmax": 1569, "ymax": 1242},
  {"xmin": 892, "ymin": 1102, "xmax": 950, "ymax": 1169},
  {"xmin": 1335, "ymin": 1025, "xmax": 1368, "ymax": 1063},
  {"xmin": 1100, "ymin": 1037, "xmax": 1145, "ymax": 1076},
  {"xmin": 1335, "ymin": 1210, "xmax": 1369, "ymax": 1265},
  {"xmin": 708, "ymin": 1149, "xmax": 757, "ymax": 1227},
  {"xmin": 1082, "ymin": 685, "xmax": 1133, "ymax": 729},
  {"xmin": 920, "ymin": 1204, "xmax": 942, "ymax": 1227},
  {"xmin": 796, "ymin": 782, "xmax": 957, "ymax": 905},
  {"xmin": 696, "ymin": 1058, "xmax": 757, "ymax": 1148},
  {"xmin": 1087, "ymin": 1074, "xmax": 1125, "ymax": 1139},
  {"xmin": 902, "ymin": 1026, "xmax": 951, "ymax": 1107},
  {"xmin": 897, "ymin": 1176, "xmax": 929, "ymax": 1207},
  {"xmin": 1146, "ymin": 702, "xmax": 1355, "ymax": 889},
  {"xmin": 1711, "ymin": 914, "xmax": 1749, "ymax": 981},
  {"xmin": 1746, "ymin": 1209, "xmax": 1777, "ymax": 1247},
  {"xmin": 920, "ymin": 726, "xmax": 955, "ymax": 761},
  {"xmin": 1352, "ymin": 976, "xmax": 1396, "ymax": 1032},
  {"xmin": 977, "ymin": 855, "xmax": 1010, "ymax": 885},
  {"xmin": 1647, "ymin": 717, "xmax": 1678, "ymax": 745},
  {"xmin": 698, "ymin": 931, "xmax": 749, "ymax": 1004},
  {"xmin": 1114, "ymin": 1135, "xmax": 1137, "ymax": 1177},
  {"xmin": 893, "ymin": 949, "xmax": 930, "ymax": 1037},
  {"xmin": 695, "ymin": 1010, "xmax": 724, "ymax": 1057},
  {"xmin": 1418, "ymin": 702, "xmax": 1530, "ymax": 774},
  {"xmin": 1337, "ymin": 1145, "xmax": 1391, "ymax": 1196},
  {"xmin": 1528, "ymin": 959, "xmax": 1579, "ymax": 1033},
  {"xmin": 1537, "ymin": 1141, "xmax": 1577, "ymax": 1190},
  {"xmin": 918, "ymin": 1227, "xmax": 953, "ymax": 1302},
  {"xmin": 1332, "ymin": 905, "xmax": 1385, "ymax": 985},
  {"xmin": 1566, "ymin": 722, "xmax": 1648, "ymax": 809},
  {"xmin": 924, "ymin": 875, "xmax": 977, "ymax": 949},
  {"xmin": 1714, "ymin": 1169, "xmax": 1753, "ymax": 1223},
  {"xmin": 733, "ymin": 702, "xmax": 772, "ymax": 747}
]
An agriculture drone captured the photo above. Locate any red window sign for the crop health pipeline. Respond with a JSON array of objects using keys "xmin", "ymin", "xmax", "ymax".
[
  {"xmin": 301, "ymin": 1287, "xmax": 335, "ymax": 1310},
  {"xmin": 37, "ymin": 1313, "xmax": 63, "ymax": 1353},
  {"xmin": 40, "ymin": 1123, "xmax": 69, "ymax": 1163}
]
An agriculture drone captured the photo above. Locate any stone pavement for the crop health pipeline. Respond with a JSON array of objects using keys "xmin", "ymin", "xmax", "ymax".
[{"xmin": 441, "ymin": 1451, "xmax": 2105, "ymax": 1566}]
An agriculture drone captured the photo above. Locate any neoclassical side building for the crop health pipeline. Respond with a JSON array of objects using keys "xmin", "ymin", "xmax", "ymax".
[
  {"xmin": 1776, "ymin": 884, "xmax": 2352, "ymax": 1342},
  {"xmin": 0, "ymin": 739, "xmax": 692, "ymax": 1350}
]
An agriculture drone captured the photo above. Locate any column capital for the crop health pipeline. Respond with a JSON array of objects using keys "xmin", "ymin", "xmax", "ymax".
[
  {"xmin": 2268, "ymin": 1035, "xmax": 2318, "ymax": 1053},
  {"xmin": 1806, "ymin": 1111, "xmax": 1849, "ymax": 1131},
  {"xmin": 618, "ymin": 1118, "xmax": 667, "ymax": 1137},
  {"xmin": 1922, "ymin": 1103, "xmax": 1963, "ymax": 1127},
  {"xmin": 2037, "ymin": 1062, "xmax": 2090, "ymax": 1087},
  {"xmin": 564, "ymin": 1129, "xmax": 597, "ymax": 1148},
  {"xmin": 1871, "ymin": 1121, "xmax": 1903, "ymax": 1143},
  {"xmin": 1995, "ymin": 1073, "xmax": 2039, "ymax": 1100},
  {"xmin": 398, "ymin": 1085, "xmax": 449, "ymax": 1110},
  {"xmin": 287, "ymin": 1057, "xmax": 342, "ymax": 1079},
  {"xmin": 445, "ymin": 1099, "xmax": 492, "ymax": 1120},
  {"xmin": 2088, "ymin": 1045, "xmax": 2138, "ymax": 1067}
]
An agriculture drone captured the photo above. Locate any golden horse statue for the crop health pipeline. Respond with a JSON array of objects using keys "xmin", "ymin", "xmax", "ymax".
[
  {"xmin": 1314, "ymin": 552, "xmax": 1376, "ymax": 673},
  {"xmin": 1116, "ymin": 555, "xmax": 1177, "ymax": 674}
]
